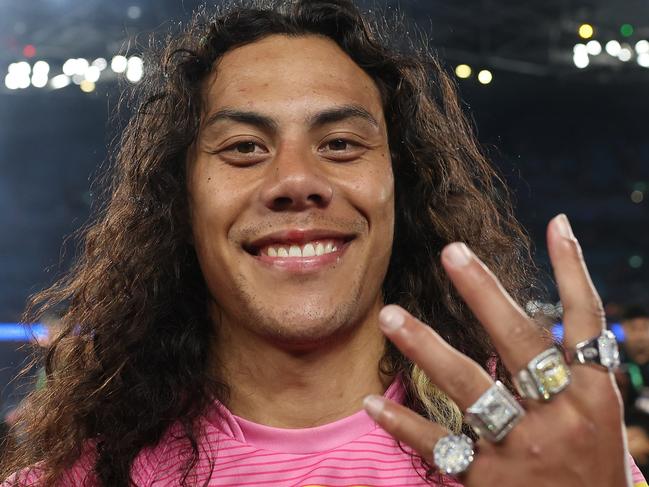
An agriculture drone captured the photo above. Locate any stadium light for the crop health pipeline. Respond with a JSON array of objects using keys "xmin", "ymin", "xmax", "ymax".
[
  {"xmin": 4, "ymin": 73, "xmax": 19, "ymax": 90},
  {"xmin": 573, "ymin": 51, "xmax": 589, "ymax": 68},
  {"xmin": 621, "ymin": 24, "xmax": 634, "ymax": 38},
  {"xmin": 578, "ymin": 24, "xmax": 594, "ymax": 39},
  {"xmin": 477, "ymin": 69, "xmax": 492, "ymax": 84},
  {"xmin": 455, "ymin": 64, "xmax": 471, "ymax": 78},
  {"xmin": 74, "ymin": 58, "xmax": 89, "ymax": 76},
  {"xmin": 7, "ymin": 62, "xmax": 31, "ymax": 89},
  {"xmin": 635, "ymin": 40, "xmax": 649, "ymax": 54},
  {"xmin": 637, "ymin": 53, "xmax": 649, "ymax": 67},
  {"xmin": 62, "ymin": 58, "xmax": 77, "ymax": 76},
  {"xmin": 573, "ymin": 43, "xmax": 587, "ymax": 55},
  {"xmin": 618, "ymin": 47, "xmax": 632, "ymax": 62},
  {"xmin": 80, "ymin": 80, "xmax": 95, "ymax": 93},
  {"xmin": 31, "ymin": 74, "xmax": 48, "ymax": 88},
  {"xmin": 30, "ymin": 60, "xmax": 49, "ymax": 88},
  {"xmin": 127, "ymin": 5, "xmax": 142, "ymax": 19},
  {"xmin": 85, "ymin": 65, "xmax": 101, "ymax": 83},
  {"xmin": 126, "ymin": 56, "xmax": 143, "ymax": 82},
  {"xmin": 92, "ymin": 58, "xmax": 108, "ymax": 71},
  {"xmin": 586, "ymin": 40, "xmax": 602, "ymax": 55},
  {"xmin": 605, "ymin": 40, "xmax": 622, "ymax": 56},
  {"xmin": 33, "ymin": 61, "xmax": 49, "ymax": 74},
  {"xmin": 49, "ymin": 74, "xmax": 70, "ymax": 89},
  {"xmin": 629, "ymin": 255, "xmax": 643, "ymax": 269},
  {"xmin": 111, "ymin": 55, "xmax": 128, "ymax": 73}
]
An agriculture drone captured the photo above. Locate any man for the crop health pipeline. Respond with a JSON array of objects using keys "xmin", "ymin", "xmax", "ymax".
[{"xmin": 1, "ymin": 1, "xmax": 644, "ymax": 486}]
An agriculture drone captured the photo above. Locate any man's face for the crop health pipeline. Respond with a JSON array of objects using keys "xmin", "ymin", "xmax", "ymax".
[
  {"xmin": 623, "ymin": 317, "xmax": 649, "ymax": 363},
  {"xmin": 187, "ymin": 35, "xmax": 394, "ymax": 348}
]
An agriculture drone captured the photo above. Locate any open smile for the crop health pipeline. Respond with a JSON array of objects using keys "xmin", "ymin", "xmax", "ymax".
[{"xmin": 243, "ymin": 229, "xmax": 356, "ymax": 272}]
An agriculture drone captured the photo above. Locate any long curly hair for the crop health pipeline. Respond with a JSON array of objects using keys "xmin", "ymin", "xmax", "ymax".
[{"xmin": 1, "ymin": 0, "xmax": 539, "ymax": 485}]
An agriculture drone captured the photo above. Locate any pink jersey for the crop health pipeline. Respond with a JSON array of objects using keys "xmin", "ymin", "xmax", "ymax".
[{"xmin": 4, "ymin": 377, "xmax": 647, "ymax": 486}]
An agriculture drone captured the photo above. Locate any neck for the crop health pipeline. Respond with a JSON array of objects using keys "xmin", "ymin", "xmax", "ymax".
[{"xmin": 213, "ymin": 303, "xmax": 393, "ymax": 428}]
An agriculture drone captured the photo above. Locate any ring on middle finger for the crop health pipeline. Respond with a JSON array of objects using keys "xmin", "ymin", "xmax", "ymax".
[
  {"xmin": 513, "ymin": 346, "xmax": 571, "ymax": 401},
  {"xmin": 465, "ymin": 380, "xmax": 525, "ymax": 442}
]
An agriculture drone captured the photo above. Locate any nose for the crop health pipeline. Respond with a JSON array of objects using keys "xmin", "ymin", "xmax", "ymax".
[{"xmin": 259, "ymin": 146, "xmax": 334, "ymax": 212}]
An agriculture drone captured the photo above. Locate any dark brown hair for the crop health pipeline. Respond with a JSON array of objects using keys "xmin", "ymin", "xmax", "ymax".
[{"xmin": 2, "ymin": 1, "xmax": 538, "ymax": 485}]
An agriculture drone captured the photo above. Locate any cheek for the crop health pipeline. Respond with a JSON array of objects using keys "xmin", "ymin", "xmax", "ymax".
[
  {"xmin": 345, "ymin": 162, "xmax": 395, "ymax": 249},
  {"xmin": 356, "ymin": 163, "xmax": 395, "ymax": 218},
  {"xmin": 188, "ymin": 163, "xmax": 243, "ymax": 249}
]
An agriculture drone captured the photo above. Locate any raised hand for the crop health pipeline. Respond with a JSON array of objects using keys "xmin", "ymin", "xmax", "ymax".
[{"xmin": 363, "ymin": 214, "xmax": 632, "ymax": 487}]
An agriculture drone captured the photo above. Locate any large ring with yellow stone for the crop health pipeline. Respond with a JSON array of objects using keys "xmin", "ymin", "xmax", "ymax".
[{"xmin": 513, "ymin": 347, "xmax": 571, "ymax": 401}]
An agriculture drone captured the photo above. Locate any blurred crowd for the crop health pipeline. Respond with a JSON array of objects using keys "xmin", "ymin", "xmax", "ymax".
[{"xmin": 617, "ymin": 305, "xmax": 649, "ymax": 477}]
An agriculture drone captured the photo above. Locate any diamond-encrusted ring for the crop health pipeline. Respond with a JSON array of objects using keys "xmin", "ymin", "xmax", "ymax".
[
  {"xmin": 465, "ymin": 381, "xmax": 525, "ymax": 442},
  {"xmin": 513, "ymin": 347, "xmax": 571, "ymax": 401},
  {"xmin": 570, "ymin": 329, "xmax": 620, "ymax": 371},
  {"xmin": 433, "ymin": 433, "xmax": 475, "ymax": 476}
]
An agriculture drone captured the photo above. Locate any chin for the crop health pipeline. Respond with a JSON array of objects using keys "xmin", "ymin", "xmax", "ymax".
[
  {"xmin": 249, "ymin": 303, "xmax": 363, "ymax": 349},
  {"xmin": 232, "ymin": 300, "xmax": 368, "ymax": 350}
]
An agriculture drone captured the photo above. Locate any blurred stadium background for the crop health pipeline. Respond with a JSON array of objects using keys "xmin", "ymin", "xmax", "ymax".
[{"xmin": 0, "ymin": 0, "xmax": 647, "ymax": 412}]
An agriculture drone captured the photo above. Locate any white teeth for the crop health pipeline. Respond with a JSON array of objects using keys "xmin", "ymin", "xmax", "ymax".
[
  {"xmin": 302, "ymin": 243, "xmax": 316, "ymax": 257},
  {"xmin": 261, "ymin": 240, "xmax": 342, "ymax": 258},
  {"xmin": 288, "ymin": 245, "xmax": 302, "ymax": 257}
]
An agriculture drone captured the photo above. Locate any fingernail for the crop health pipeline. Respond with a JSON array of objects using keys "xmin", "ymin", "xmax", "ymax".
[
  {"xmin": 555, "ymin": 214, "xmax": 575, "ymax": 239},
  {"xmin": 363, "ymin": 394, "xmax": 385, "ymax": 420},
  {"xmin": 444, "ymin": 242, "xmax": 472, "ymax": 267},
  {"xmin": 379, "ymin": 306, "xmax": 404, "ymax": 331}
]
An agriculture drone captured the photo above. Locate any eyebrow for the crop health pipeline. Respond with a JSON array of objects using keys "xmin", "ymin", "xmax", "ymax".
[
  {"xmin": 202, "ymin": 104, "xmax": 379, "ymax": 133},
  {"xmin": 307, "ymin": 105, "xmax": 379, "ymax": 129}
]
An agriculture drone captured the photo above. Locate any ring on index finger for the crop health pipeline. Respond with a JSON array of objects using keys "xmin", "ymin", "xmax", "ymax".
[{"xmin": 513, "ymin": 347, "xmax": 571, "ymax": 401}]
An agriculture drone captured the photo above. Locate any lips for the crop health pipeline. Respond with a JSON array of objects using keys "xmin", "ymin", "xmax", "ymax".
[
  {"xmin": 242, "ymin": 228, "xmax": 356, "ymax": 272},
  {"xmin": 243, "ymin": 229, "xmax": 356, "ymax": 256}
]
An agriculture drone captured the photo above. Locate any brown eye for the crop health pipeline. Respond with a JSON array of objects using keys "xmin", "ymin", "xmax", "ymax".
[
  {"xmin": 327, "ymin": 139, "xmax": 349, "ymax": 151},
  {"xmin": 235, "ymin": 141, "xmax": 257, "ymax": 153}
]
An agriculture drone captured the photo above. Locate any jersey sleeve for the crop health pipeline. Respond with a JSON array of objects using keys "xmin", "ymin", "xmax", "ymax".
[{"xmin": 629, "ymin": 452, "xmax": 648, "ymax": 487}]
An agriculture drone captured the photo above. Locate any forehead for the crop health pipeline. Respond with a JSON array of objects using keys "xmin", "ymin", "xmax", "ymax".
[{"xmin": 201, "ymin": 34, "xmax": 384, "ymax": 119}]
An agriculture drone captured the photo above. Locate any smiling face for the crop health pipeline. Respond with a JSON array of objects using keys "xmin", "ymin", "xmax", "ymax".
[{"xmin": 187, "ymin": 34, "xmax": 394, "ymax": 349}]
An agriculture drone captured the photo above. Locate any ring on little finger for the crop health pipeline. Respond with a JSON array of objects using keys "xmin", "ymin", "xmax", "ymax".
[
  {"xmin": 513, "ymin": 346, "xmax": 571, "ymax": 401},
  {"xmin": 568, "ymin": 329, "xmax": 620, "ymax": 371},
  {"xmin": 465, "ymin": 380, "xmax": 525, "ymax": 442},
  {"xmin": 433, "ymin": 433, "xmax": 475, "ymax": 476}
]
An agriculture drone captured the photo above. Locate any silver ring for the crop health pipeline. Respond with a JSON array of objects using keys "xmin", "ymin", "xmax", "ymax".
[
  {"xmin": 465, "ymin": 380, "xmax": 525, "ymax": 442},
  {"xmin": 433, "ymin": 433, "xmax": 475, "ymax": 476},
  {"xmin": 570, "ymin": 329, "xmax": 620, "ymax": 370},
  {"xmin": 513, "ymin": 347, "xmax": 571, "ymax": 401}
]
